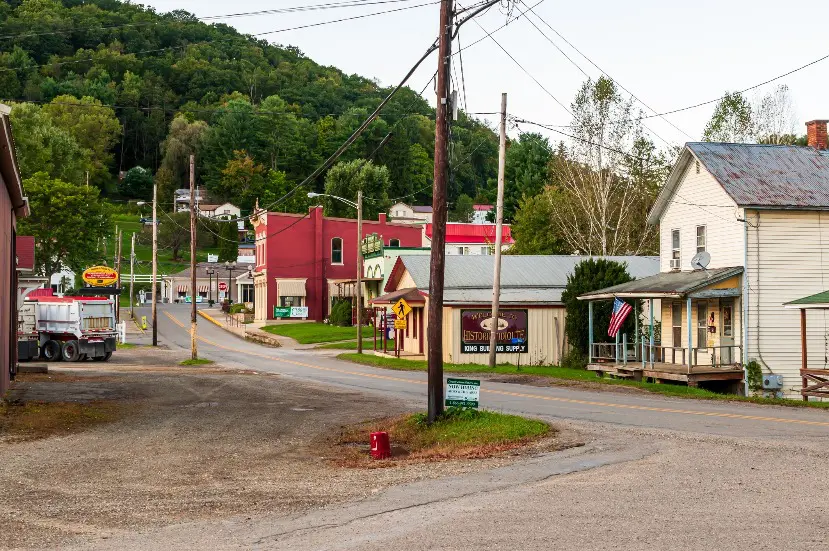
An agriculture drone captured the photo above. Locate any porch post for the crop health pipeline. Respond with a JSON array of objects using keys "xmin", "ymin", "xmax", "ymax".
[
  {"xmin": 622, "ymin": 333, "xmax": 627, "ymax": 366},
  {"xmin": 588, "ymin": 301, "xmax": 594, "ymax": 364},
  {"xmin": 634, "ymin": 299, "xmax": 639, "ymax": 360},
  {"xmin": 686, "ymin": 296, "xmax": 693, "ymax": 371},
  {"xmin": 615, "ymin": 331, "xmax": 620, "ymax": 363},
  {"xmin": 801, "ymin": 308, "xmax": 808, "ymax": 401},
  {"xmin": 649, "ymin": 299, "xmax": 655, "ymax": 367}
]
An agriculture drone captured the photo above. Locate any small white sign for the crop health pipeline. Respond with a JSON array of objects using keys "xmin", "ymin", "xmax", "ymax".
[
  {"xmin": 207, "ymin": 254, "xmax": 218, "ymax": 263},
  {"xmin": 445, "ymin": 378, "xmax": 480, "ymax": 408},
  {"xmin": 291, "ymin": 306, "xmax": 309, "ymax": 318}
]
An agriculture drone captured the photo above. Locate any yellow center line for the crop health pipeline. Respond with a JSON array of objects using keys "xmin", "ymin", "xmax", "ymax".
[{"xmin": 163, "ymin": 312, "xmax": 829, "ymax": 429}]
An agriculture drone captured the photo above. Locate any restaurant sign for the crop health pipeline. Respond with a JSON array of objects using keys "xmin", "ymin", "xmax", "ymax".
[
  {"xmin": 460, "ymin": 309, "xmax": 528, "ymax": 354},
  {"xmin": 82, "ymin": 265, "xmax": 119, "ymax": 287}
]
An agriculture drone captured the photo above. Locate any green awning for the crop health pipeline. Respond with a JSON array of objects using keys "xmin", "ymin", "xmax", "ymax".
[{"xmin": 784, "ymin": 290, "xmax": 829, "ymax": 309}]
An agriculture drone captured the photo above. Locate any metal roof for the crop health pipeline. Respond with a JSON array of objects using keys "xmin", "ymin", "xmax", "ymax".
[
  {"xmin": 424, "ymin": 223, "xmax": 515, "ymax": 244},
  {"xmin": 578, "ymin": 266, "xmax": 743, "ymax": 300},
  {"xmin": 784, "ymin": 290, "xmax": 829, "ymax": 308},
  {"xmin": 397, "ymin": 255, "xmax": 660, "ymax": 304},
  {"xmin": 650, "ymin": 143, "xmax": 829, "ymax": 222}
]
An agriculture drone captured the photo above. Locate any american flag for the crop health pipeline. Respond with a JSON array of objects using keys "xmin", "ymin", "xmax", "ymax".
[{"xmin": 608, "ymin": 298, "xmax": 633, "ymax": 338}]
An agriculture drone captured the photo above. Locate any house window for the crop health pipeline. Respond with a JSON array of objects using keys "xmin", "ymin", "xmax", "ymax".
[
  {"xmin": 242, "ymin": 285, "xmax": 254, "ymax": 303},
  {"xmin": 696, "ymin": 226, "xmax": 706, "ymax": 253},
  {"xmin": 722, "ymin": 303, "xmax": 733, "ymax": 337},
  {"xmin": 457, "ymin": 246, "xmax": 470, "ymax": 255},
  {"xmin": 280, "ymin": 296, "xmax": 301, "ymax": 307},
  {"xmin": 671, "ymin": 229, "xmax": 681, "ymax": 261},
  {"xmin": 480, "ymin": 246, "xmax": 490, "ymax": 255},
  {"xmin": 697, "ymin": 303, "xmax": 708, "ymax": 349},
  {"xmin": 331, "ymin": 237, "xmax": 343, "ymax": 264},
  {"xmin": 672, "ymin": 301, "xmax": 682, "ymax": 347},
  {"xmin": 389, "ymin": 238, "xmax": 400, "ymax": 247}
]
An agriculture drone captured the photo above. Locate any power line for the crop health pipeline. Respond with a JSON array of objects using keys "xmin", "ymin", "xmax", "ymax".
[
  {"xmin": 0, "ymin": 0, "xmax": 428, "ymax": 41},
  {"xmin": 512, "ymin": 116, "xmax": 646, "ymax": 161}
]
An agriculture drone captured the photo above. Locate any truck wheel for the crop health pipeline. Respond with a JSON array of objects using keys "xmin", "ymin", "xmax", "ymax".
[
  {"xmin": 62, "ymin": 340, "xmax": 81, "ymax": 362},
  {"xmin": 42, "ymin": 340, "xmax": 62, "ymax": 362},
  {"xmin": 93, "ymin": 352, "xmax": 113, "ymax": 362}
]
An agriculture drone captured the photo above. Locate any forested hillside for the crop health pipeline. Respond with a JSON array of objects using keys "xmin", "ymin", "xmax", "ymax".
[{"xmin": 0, "ymin": 0, "xmax": 499, "ymax": 212}]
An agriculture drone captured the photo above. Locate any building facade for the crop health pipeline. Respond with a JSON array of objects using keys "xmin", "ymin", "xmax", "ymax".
[
  {"xmin": 388, "ymin": 202, "xmax": 433, "ymax": 225},
  {"xmin": 251, "ymin": 206, "xmax": 423, "ymax": 321},
  {"xmin": 0, "ymin": 104, "xmax": 28, "ymax": 395}
]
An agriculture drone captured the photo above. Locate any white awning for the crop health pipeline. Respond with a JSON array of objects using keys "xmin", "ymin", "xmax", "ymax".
[{"xmin": 276, "ymin": 278, "xmax": 307, "ymax": 297}]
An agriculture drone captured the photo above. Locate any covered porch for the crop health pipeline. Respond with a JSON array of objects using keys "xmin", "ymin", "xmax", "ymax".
[
  {"xmin": 579, "ymin": 267, "xmax": 746, "ymax": 389},
  {"xmin": 369, "ymin": 287, "xmax": 427, "ymax": 359},
  {"xmin": 784, "ymin": 290, "xmax": 829, "ymax": 401}
]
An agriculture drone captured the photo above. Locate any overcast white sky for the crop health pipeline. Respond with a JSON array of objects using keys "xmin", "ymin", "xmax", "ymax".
[{"xmin": 141, "ymin": 0, "xmax": 829, "ymax": 151}]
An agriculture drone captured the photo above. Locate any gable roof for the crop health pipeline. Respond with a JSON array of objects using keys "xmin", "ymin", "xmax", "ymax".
[
  {"xmin": 578, "ymin": 266, "xmax": 744, "ymax": 300},
  {"xmin": 385, "ymin": 255, "xmax": 660, "ymax": 304},
  {"xmin": 424, "ymin": 223, "xmax": 515, "ymax": 245},
  {"xmin": 411, "ymin": 205, "xmax": 433, "ymax": 213},
  {"xmin": 1, "ymin": 104, "xmax": 26, "ymax": 218},
  {"xmin": 649, "ymin": 143, "xmax": 829, "ymax": 223}
]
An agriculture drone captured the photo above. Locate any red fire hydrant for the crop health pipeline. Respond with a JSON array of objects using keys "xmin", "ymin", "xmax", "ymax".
[{"xmin": 370, "ymin": 431, "xmax": 391, "ymax": 459}]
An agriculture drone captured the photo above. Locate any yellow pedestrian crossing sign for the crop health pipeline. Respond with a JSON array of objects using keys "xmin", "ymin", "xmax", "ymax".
[{"xmin": 393, "ymin": 298, "xmax": 412, "ymax": 320}]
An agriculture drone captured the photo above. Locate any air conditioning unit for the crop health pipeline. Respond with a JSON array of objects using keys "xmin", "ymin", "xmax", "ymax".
[
  {"xmin": 762, "ymin": 374, "xmax": 783, "ymax": 390},
  {"xmin": 669, "ymin": 258, "xmax": 681, "ymax": 270}
]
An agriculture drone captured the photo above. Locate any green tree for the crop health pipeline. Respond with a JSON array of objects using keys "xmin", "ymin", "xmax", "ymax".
[
  {"xmin": 702, "ymin": 91, "xmax": 753, "ymax": 143},
  {"xmin": 16, "ymin": 172, "xmax": 111, "ymax": 284},
  {"xmin": 322, "ymin": 159, "xmax": 390, "ymax": 219},
  {"xmin": 503, "ymin": 132, "xmax": 552, "ymax": 222},
  {"xmin": 158, "ymin": 211, "xmax": 210, "ymax": 262},
  {"xmin": 218, "ymin": 150, "xmax": 267, "ymax": 212},
  {"xmin": 509, "ymin": 191, "xmax": 568, "ymax": 255},
  {"xmin": 561, "ymin": 258, "xmax": 634, "ymax": 356},
  {"xmin": 9, "ymin": 102, "xmax": 90, "ymax": 184},
  {"xmin": 160, "ymin": 115, "xmax": 208, "ymax": 192},
  {"xmin": 218, "ymin": 221, "xmax": 238, "ymax": 262},
  {"xmin": 117, "ymin": 166, "xmax": 153, "ymax": 199},
  {"xmin": 449, "ymin": 193, "xmax": 474, "ymax": 222},
  {"xmin": 42, "ymin": 95, "xmax": 122, "ymax": 188}
]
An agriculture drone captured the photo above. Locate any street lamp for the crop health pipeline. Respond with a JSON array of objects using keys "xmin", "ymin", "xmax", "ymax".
[
  {"xmin": 308, "ymin": 191, "xmax": 364, "ymax": 354},
  {"xmin": 206, "ymin": 268, "xmax": 215, "ymax": 304},
  {"xmin": 224, "ymin": 260, "xmax": 237, "ymax": 304}
]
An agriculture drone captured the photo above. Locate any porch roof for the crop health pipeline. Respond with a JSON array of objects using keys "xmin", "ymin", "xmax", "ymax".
[
  {"xmin": 784, "ymin": 290, "xmax": 829, "ymax": 309},
  {"xmin": 577, "ymin": 266, "xmax": 744, "ymax": 300},
  {"xmin": 371, "ymin": 287, "xmax": 426, "ymax": 305}
]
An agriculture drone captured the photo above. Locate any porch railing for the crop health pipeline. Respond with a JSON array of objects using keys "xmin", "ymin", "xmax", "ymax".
[{"xmin": 593, "ymin": 342, "xmax": 743, "ymax": 373}]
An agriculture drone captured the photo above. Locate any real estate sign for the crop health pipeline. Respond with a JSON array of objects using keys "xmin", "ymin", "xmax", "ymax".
[
  {"xmin": 460, "ymin": 309, "xmax": 528, "ymax": 354},
  {"xmin": 445, "ymin": 378, "xmax": 480, "ymax": 408}
]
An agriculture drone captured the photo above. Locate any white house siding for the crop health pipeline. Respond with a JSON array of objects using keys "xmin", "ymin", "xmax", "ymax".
[
  {"xmin": 746, "ymin": 210, "xmax": 829, "ymax": 397},
  {"xmin": 442, "ymin": 306, "xmax": 566, "ymax": 366},
  {"xmin": 659, "ymin": 160, "xmax": 742, "ymax": 272}
]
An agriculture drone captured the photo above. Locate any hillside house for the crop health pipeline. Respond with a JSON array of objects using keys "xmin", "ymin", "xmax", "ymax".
[
  {"xmin": 425, "ymin": 222, "xmax": 514, "ymax": 255},
  {"xmin": 580, "ymin": 120, "xmax": 829, "ymax": 398},
  {"xmin": 389, "ymin": 202, "xmax": 433, "ymax": 225}
]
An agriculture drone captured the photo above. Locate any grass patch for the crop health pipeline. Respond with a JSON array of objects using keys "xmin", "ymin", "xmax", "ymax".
[
  {"xmin": 317, "ymin": 341, "xmax": 360, "ymax": 350},
  {"xmin": 337, "ymin": 407, "xmax": 550, "ymax": 463},
  {"xmin": 337, "ymin": 353, "xmax": 829, "ymax": 410},
  {"xmin": 117, "ymin": 343, "xmax": 139, "ymax": 349},
  {"xmin": 0, "ymin": 400, "xmax": 122, "ymax": 442},
  {"xmin": 261, "ymin": 323, "xmax": 373, "ymax": 344},
  {"xmin": 179, "ymin": 358, "xmax": 215, "ymax": 366}
]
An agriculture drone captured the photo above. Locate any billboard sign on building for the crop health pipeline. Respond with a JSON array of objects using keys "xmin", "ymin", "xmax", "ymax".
[{"xmin": 460, "ymin": 309, "xmax": 528, "ymax": 354}]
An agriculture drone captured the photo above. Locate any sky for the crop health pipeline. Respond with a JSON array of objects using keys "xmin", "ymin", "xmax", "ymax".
[{"xmin": 140, "ymin": 0, "xmax": 829, "ymax": 152}]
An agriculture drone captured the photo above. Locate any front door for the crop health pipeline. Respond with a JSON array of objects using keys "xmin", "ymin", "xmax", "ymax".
[{"xmin": 720, "ymin": 300, "xmax": 734, "ymax": 364}]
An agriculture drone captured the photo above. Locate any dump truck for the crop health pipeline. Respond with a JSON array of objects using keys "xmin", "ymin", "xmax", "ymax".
[{"xmin": 18, "ymin": 297, "xmax": 117, "ymax": 362}]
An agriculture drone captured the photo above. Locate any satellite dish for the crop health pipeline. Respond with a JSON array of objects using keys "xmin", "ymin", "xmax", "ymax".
[{"xmin": 691, "ymin": 251, "xmax": 711, "ymax": 271}]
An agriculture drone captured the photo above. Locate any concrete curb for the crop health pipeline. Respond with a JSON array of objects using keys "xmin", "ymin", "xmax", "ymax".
[
  {"xmin": 197, "ymin": 309, "xmax": 224, "ymax": 328},
  {"xmin": 198, "ymin": 309, "xmax": 282, "ymax": 348}
]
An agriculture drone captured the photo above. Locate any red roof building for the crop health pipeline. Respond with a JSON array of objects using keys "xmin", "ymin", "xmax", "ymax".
[
  {"xmin": 251, "ymin": 206, "xmax": 423, "ymax": 322},
  {"xmin": 424, "ymin": 223, "xmax": 513, "ymax": 256}
]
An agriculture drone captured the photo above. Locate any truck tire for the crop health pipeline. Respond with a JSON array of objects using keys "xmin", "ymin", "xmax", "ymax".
[
  {"xmin": 62, "ymin": 340, "xmax": 81, "ymax": 362},
  {"xmin": 93, "ymin": 352, "xmax": 113, "ymax": 362},
  {"xmin": 42, "ymin": 340, "xmax": 62, "ymax": 362}
]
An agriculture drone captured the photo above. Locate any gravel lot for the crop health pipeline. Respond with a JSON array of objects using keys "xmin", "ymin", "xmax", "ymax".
[{"xmin": 0, "ymin": 347, "xmax": 564, "ymax": 550}]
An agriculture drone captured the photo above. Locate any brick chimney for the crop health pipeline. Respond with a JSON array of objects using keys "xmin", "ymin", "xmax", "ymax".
[{"xmin": 806, "ymin": 120, "xmax": 828, "ymax": 150}]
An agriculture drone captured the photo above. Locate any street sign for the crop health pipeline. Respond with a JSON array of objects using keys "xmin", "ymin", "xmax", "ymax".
[
  {"xmin": 393, "ymin": 298, "xmax": 412, "ymax": 320},
  {"xmin": 218, "ymin": 281, "xmax": 228, "ymax": 292},
  {"xmin": 445, "ymin": 378, "xmax": 480, "ymax": 408},
  {"xmin": 394, "ymin": 319, "xmax": 407, "ymax": 330}
]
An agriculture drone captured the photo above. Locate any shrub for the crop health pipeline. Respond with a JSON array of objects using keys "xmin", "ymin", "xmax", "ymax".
[
  {"xmin": 329, "ymin": 299, "xmax": 353, "ymax": 327},
  {"xmin": 560, "ymin": 348, "xmax": 587, "ymax": 370},
  {"xmin": 746, "ymin": 360, "xmax": 763, "ymax": 392},
  {"xmin": 229, "ymin": 303, "xmax": 247, "ymax": 314}
]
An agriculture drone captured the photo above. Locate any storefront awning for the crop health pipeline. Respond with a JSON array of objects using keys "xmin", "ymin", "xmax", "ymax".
[
  {"xmin": 371, "ymin": 287, "xmax": 426, "ymax": 305},
  {"xmin": 276, "ymin": 278, "xmax": 306, "ymax": 297},
  {"xmin": 177, "ymin": 285, "xmax": 187, "ymax": 293},
  {"xmin": 577, "ymin": 266, "xmax": 743, "ymax": 301}
]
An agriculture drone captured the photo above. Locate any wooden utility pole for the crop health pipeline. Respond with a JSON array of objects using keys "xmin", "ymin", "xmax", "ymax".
[
  {"xmin": 189, "ymin": 154, "xmax": 198, "ymax": 360},
  {"xmin": 151, "ymin": 181, "xmax": 159, "ymax": 346},
  {"xmin": 356, "ymin": 189, "xmax": 364, "ymax": 354},
  {"xmin": 426, "ymin": 0, "xmax": 454, "ymax": 423},
  {"xmin": 129, "ymin": 232, "xmax": 136, "ymax": 320},
  {"xmin": 115, "ymin": 228, "xmax": 122, "ymax": 324},
  {"xmin": 489, "ymin": 93, "xmax": 508, "ymax": 368}
]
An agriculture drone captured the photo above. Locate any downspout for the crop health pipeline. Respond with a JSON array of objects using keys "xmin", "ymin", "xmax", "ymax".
[
  {"xmin": 742, "ymin": 214, "xmax": 749, "ymax": 396},
  {"xmin": 753, "ymin": 211, "xmax": 775, "ymax": 375}
]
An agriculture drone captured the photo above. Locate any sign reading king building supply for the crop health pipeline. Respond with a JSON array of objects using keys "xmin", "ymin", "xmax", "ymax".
[{"xmin": 460, "ymin": 309, "xmax": 528, "ymax": 354}]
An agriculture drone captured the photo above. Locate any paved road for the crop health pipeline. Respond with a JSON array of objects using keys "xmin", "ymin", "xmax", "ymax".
[{"xmin": 143, "ymin": 304, "xmax": 829, "ymax": 439}]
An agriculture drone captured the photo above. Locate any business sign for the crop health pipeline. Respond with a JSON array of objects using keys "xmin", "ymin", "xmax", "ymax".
[
  {"xmin": 184, "ymin": 296, "xmax": 203, "ymax": 303},
  {"xmin": 218, "ymin": 281, "xmax": 228, "ymax": 292},
  {"xmin": 274, "ymin": 306, "xmax": 309, "ymax": 318},
  {"xmin": 82, "ymin": 266, "xmax": 119, "ymax": 287},
  {"xmin": 207, "ymin": 254, "xmax": 218, "ymax": 263},
  {"xmin": 460, "ymin": 309, "xmax": 528, "ymax": 354},
  {"xmin": 445, "ymin": 378, "xmax": 480, "ymax": 408},
  {"xmin": 290, "ymin": 306, "xmax": 309, "ymax": 318}
]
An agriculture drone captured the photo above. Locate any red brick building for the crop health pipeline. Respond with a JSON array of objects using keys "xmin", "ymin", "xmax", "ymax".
[
  {"xmin": 0, "ymin": 104, "xmax": 28, "ymax": 394},
  {"xmin": 251, "ymin": 206, "xmax": 423, "ymax": 321}
]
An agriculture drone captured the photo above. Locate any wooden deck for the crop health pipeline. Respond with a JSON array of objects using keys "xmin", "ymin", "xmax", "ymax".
[{"xmin": 587, "ymin": 361, "xmax": 744, "ymax": 386}]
